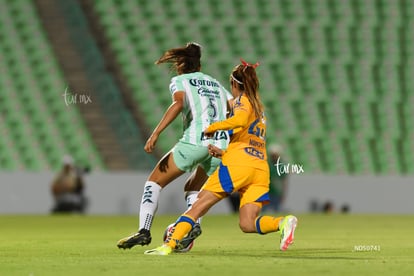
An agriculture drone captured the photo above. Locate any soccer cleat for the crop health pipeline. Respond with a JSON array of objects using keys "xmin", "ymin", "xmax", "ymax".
[
  {"xmin": 175, "ymin": 223, "xmax": 202, "ymax": 251},
  {"xmin": 279, "ymin": 215, "xmax": 298, "ymax": 251},
  {"xmin": 117, "ymin": 229, "xmax": 152, "ymax": 249},
  {"xmin": 144, "ymin": 244, "xmax": 172, "ymax": 256}
]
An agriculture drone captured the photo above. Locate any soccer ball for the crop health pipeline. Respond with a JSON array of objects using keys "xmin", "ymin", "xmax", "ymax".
[{"xmin": 163, "ymin": 223, "xmax": 194, "ymax": 252}]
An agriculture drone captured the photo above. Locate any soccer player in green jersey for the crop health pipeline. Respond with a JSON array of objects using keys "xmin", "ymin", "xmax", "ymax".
[{"xmin": 117, "ymin": 42, "xmax": 233, "ymax": 251}]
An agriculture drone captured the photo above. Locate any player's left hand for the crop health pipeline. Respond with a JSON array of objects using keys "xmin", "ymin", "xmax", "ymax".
[{"xmin": 203, "ymin": 128, "xmax": 215, "ymax": 138}]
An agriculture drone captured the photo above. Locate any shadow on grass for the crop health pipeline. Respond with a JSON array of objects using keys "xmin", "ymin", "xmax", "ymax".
[{"xmin": 194, "ymin": 248, "xmax": 377, "ymax": 261}]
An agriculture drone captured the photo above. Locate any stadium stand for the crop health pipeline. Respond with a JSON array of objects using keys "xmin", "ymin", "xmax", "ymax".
[
  {"xmin": 1, "ymin": 0, "xmax": 412, "ymax": 174},
  {"xmin": 0, "ymin": 0, "xmax": 104, "ymax": 170},
  {"xmin": 91, "ymin": 0, "xmax": 413, "ymax": 174},
  {"xmin": 56, "ymin": 0, "xmax": 156, "ymax": 170}
]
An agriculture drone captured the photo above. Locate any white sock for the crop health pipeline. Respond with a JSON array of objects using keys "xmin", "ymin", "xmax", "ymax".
[
  {"xmin": 185, "ymin": 191, "xmax": 202, "ymax": 224},
  {"xmin": 139, "ymin": 181, "xmax": 161, "ymax": 231}
]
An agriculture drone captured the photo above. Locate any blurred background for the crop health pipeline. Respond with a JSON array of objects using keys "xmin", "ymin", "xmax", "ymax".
[{"xmin": 0, "ymin": 0, "xmax": 413, "ymax": 215}]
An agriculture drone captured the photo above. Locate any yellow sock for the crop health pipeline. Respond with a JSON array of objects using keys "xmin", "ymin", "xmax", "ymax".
[
  {"xmin": 255, "ymin": 215, "xmax": 283, "ymax": 234},
  {"xmin": 165, "ymin": 215, "xmax": 195, "ymax": 248}
]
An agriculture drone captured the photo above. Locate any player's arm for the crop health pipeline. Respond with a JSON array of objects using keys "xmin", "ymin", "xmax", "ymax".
[
  {"xmin": 204, "ymin": 104, "xmax": 249, "ymax": 135},
  {"xmin": 144, "ymin": 91, "xmax": 185, "ymax": 153}
]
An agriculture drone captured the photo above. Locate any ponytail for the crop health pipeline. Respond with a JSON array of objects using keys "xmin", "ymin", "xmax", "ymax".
[{"xmin": 155, "ymin": 42, "xmax": 202, "ymax": 74}]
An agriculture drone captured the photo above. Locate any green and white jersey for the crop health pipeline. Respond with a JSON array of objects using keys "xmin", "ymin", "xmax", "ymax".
[{"xmin": 169, "ymin": 72, "xmax": 233, "ymax": 148}]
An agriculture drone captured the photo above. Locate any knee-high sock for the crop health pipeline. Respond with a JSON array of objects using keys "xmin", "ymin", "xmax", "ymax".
[
  {"xmin": 165, "ymin": 215, "xmax": 195, "ymax": 249},
  {"xmin": 139, "ymin": 181, "xmax": 161, "ymax": 231},
  {"xmin": 185, "ymin": 191, "xmax": 202, "ymax": 224},
  {"xmin": 255, "ymin": 215, "xmax": 283, "ymax": 234}
]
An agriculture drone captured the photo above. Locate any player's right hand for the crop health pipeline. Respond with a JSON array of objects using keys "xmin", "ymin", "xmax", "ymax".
[
  {"xmin": 144, "ymin": 133, "xmax": 159, "ymax": 153},
  {"xmin": 208, "ymin": 144, "xmax": 223, "ymax": 158}
]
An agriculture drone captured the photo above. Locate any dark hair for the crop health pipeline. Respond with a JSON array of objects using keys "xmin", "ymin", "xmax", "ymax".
[
  {"xmin": 155, "ymin": 42, "xmax": 201, "ymax": 74},
  {"xmin": 230, "ymin": 62, "xmax": 264, "ymax": 118}
]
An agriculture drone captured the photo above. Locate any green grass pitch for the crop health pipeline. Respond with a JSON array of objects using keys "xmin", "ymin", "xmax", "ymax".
[{"xmin": 1, "ymin": 214, "xmax": 413, "ymax": 275}]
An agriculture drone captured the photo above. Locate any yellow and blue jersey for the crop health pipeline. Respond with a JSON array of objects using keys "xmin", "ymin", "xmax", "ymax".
[{"xmin": 205, "ymin": 94, "xmax": 268, "ymax": 171}]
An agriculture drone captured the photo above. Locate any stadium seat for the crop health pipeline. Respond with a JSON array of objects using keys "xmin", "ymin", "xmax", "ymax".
[
  {"xmin": 0, "ymin": 0, "xmax": 104, "ymax": 171},
  {"xmin": 91, "ymin": 0, "xmax": 413, "ymax": 174}
]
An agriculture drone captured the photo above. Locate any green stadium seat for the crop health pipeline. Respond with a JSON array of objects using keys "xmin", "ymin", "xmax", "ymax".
[
  {"xmin": 90, "ymin": 0, "xmax": 413, "ymax": 174},
  {"xmin": 394, "ymin": 138, "xmax": 406, "ymax": 173},
  {"xmin": 0, "ymin": 130, "xmax": 17, "ymax": 170},
  {"xmin": 326, "ymin": 25, "xmax": 352, "ymax": 62},
  {"xmin": 0, "ymin": 0, "xmax": 107, "ymax": 171},
  {"xmin": 352, "ymin": 0, "xmax": 379, "ymax": 25},
  {"xmin": 402, "ymin": 0, "xmax": 414, "ymax": 18},
  {"xmin": 302, "ymin": 0, "xmax": 333, "ymax": 24},
  {"xmin": 278, "ymin": 0, "xmax": 306, "ymax": 25}
]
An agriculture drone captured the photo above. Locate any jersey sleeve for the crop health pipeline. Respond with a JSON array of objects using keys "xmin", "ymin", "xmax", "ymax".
[{"xmin": 169, "ymin": 76, "xmax": 185, "ymax": 95}]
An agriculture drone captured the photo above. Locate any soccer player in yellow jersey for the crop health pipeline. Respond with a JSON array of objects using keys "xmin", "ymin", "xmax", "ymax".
[{"xmin": 145, "ymin": 59, "xmax": 298, "ymax": 255}]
